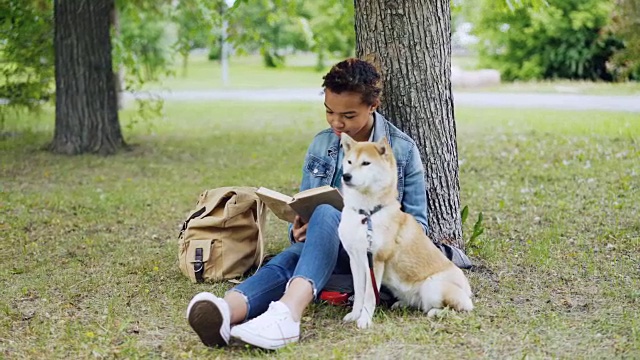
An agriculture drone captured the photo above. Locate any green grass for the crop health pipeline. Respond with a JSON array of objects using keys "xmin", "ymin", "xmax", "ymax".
[
  {"xmin": 471, "ymin": 80, "xmax": 640, "ymax": 96},
  {"xmin": 144, "ymin": 53, "xmax": 333, "ymax": 91},
  {"xmin": 149, "ymin": 53, "xmax": 640, "ymax": 96},
  {"xmin": 1, "ymin": 103, "xmax": 639, "ymax": 358}
]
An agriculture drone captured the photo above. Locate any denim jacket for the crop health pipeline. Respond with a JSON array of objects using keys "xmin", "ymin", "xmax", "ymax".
[{"xmin": 289, "ymin": 112, "xmax": 429, "ymax": 242}]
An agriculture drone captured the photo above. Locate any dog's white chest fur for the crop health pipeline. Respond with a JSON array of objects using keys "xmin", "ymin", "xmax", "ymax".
[
  {"xmin": 339, "ymin": 207, "xmax": 422, "ymax": 305},
  {"xmin": 338, "ymin": 207, "xmax": 388, "ymax": 254}
]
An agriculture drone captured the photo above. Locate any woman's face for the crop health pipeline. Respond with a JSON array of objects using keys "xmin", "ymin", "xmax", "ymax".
[{"xmin": 324, "ymin": 89, "xmax": 378, "ymax": 142}]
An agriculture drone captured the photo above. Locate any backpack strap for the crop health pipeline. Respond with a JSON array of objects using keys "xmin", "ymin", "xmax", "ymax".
[
  {"xmin": 254, "ymin": 199, "xmax": 268, "ymax": 269},
  {"xmin": 178, "ymin": 206, "xmax": 207, "ymax": 239}
]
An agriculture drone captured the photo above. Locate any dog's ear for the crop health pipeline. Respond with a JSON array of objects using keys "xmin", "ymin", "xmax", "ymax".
[
  {"xmin": 340, "ymin": 133, "xmax": 356, "ymax": 152},
  {"xmin": 376, "ymin": 137, "xmax": 390, "ymax": 155}
]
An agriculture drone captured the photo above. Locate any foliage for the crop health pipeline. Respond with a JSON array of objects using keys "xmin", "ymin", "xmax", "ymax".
[
  {"xmin": 0, "ymin": 0, "xmax": 352, "ymax": 126},
  {"xmin": 229, "ymin": 0, "xmax": 311, "ymax": 68},
  {"xmin": 110, "ymin": 1, "xmax": 175, "ymax": 132},
  {"xmin": 304, "ymin": 1, "xmax": 355, "ymax": 70},
  {"xmin": 0, "ymin": 0, "xmax": 171, "ymax": 130},
  {"xmin": 461, "ymin": 205, "xmax": 485, "ymax": 254},
  {"xmin": 0, "ymin": 0, "xmax": 226, "ymax": 131},
  {"xmin": 605, "ymin": 0, "xmax": 640, "ymax": 80},
  {"xmin": 452, "ymin": 0, "xmax": 549, "ymax": 30},
  {"xmin": 0, "ymin": 0, "xmax": 54, "ymax": 121},
  {"xmin": 471, "ymin": 0, "xmax": 624, "ymax": 81},
  {"xmin": 229, "ymin": 0, "xmax": 354, "ymax": 69},
  {"xmin": 208, "ymin": 40, "xmax": 223, "ymax": 61},
  {"xmin": 172, "ymin": 0, "xmax": 224, "ymax": 74},
  {"xmin": 113, "ymin": 2, "xmax": 173, "ymax": 84}
]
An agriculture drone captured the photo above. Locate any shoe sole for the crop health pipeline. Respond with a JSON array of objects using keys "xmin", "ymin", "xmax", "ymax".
[
  {"xmin": 230, "ymin": 328, "xmax": 299, "ymax": 350},
  {"xmin": 188, "ymin": 301, "xmax": 226, "ymax": 347}
]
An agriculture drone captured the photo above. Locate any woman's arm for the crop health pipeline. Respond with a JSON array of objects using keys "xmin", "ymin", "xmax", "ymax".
[
  {"xmin": 288, "ymin": 149, "xmax": 315, "ymax": 243},
  {"xmin": 400, "ymin": 145, "xmax": 429, "ymax": 234}
]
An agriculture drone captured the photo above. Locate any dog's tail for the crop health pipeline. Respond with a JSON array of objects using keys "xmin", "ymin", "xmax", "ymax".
[{"xmin": 442, "ymin": 283, "xmax": 474, "ymax": 312}]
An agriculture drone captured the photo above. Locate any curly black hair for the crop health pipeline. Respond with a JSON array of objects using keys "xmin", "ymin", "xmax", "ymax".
[{"xmin": 321, "ymin": 58, "xmax": 382, "ymax": 106}]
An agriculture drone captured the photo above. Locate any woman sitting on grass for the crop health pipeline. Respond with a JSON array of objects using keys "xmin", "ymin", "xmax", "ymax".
[{"xmin": 186, "ymin": 57, "xmax": 471, "ymax": 350}]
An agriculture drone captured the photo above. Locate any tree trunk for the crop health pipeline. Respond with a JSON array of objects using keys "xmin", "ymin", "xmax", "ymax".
[
  {"xmin": 110, "ymin": 5, "xmax": 125, "ymax": 110},
  {"xmin": 51, "ymin": 0, "xmax": 125, "ymax": 155},
  {"xmin": 355, "ymin": 0, "xmax": 463, "ymax": 248}
]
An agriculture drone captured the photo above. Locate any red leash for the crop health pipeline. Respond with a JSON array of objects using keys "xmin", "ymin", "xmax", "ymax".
[
  {"xmin": 359, "ymin": 205, "xmax": 384, "ymax": 307},
  {"xmin": 367, "ymin": 251, "xmax": 380, "ymax": 305}
]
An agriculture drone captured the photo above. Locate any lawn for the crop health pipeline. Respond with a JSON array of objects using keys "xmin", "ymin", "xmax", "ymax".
[
  {"xmin": 1, "ymin": 102, "xmax": 639, "ymax": 359},
  {"xmin": 475, "ymin": 80, "xmax": 640, "ymax": 96},
  {"xmin": 145, "ymin": 53, "xmax": 640, "ymax": 96},
  {"xmin": 143, "ymin": 53, "xmax": 334, "ymax": 91}
]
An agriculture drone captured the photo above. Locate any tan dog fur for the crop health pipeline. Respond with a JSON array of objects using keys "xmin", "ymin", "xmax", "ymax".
[{"xmin": 337, "ymin": 134, "xmax": 473, "ymax": 329}]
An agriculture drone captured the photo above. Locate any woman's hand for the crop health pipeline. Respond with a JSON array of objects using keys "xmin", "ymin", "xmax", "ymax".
[{"xmin": 292, "ymin": 216, "xmax": 308, "ymax": 242}]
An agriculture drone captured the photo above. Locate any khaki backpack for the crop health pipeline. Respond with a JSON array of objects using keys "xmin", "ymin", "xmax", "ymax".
[{"xmin": 178, "ymin": 187, "xmax": 267, "ymax": 283}]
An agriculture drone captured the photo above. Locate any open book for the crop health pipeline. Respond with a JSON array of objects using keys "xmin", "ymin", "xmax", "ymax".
[{"xmin": 255, "ymin": 185, "xmax": 344, "ymax": 223}]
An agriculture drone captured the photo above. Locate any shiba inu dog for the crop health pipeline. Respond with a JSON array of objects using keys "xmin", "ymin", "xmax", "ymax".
[{"xmin": 337, "ymin": 133, "xmax": 473, "ymax": 329}]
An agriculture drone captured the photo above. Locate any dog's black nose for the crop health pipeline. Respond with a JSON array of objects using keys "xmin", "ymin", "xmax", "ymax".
[{"xmin": 342, "ymin": 173, "xmax": 352, "ymax": 182}]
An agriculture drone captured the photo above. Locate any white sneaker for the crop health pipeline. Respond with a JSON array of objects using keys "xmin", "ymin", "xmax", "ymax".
[
  {"xmin": 186, "ymin": 292, "xmax": 231, "ymax": 347},
  {"xmin": 230, "ymin": 301, "xmax": 300, "ymax": 350}
]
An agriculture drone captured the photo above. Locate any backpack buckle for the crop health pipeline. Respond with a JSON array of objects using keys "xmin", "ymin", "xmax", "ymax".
[{"xmin": 194, "ymin": 248, "xmax": 204, "ymax": 283}]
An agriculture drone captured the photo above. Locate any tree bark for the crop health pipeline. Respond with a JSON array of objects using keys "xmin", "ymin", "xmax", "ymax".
[
  {"xmin": 110, "ymin": 5, "xmax": 125, "ymax": 110},
  {"xmin": 51, "ymin": 0, "xmax": 125, "ymax": 155},
  {"xmin": 355, "ymin": 0, "xmax": 463, "ymax": 248}
]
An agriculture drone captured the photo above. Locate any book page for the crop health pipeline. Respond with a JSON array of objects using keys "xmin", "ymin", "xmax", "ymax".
[
  {"xmin": 290, "ymin": 186, "xmax": 344, "ymax": 222},
  {"xmin": 294, "ymin": 185, "xmax": 337, "ymax": 199},
  {"xmin": 255, "ymin": 187, "xmax": 297, "ymax": 223}
]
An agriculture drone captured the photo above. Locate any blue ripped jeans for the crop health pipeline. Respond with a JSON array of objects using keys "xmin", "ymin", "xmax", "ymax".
[{"xmin": 229, "ymin": 204, "xmax": 350, "ymax": 320}]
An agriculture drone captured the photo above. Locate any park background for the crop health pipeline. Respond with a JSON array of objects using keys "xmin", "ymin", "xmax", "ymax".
[{"xmin": 1, "ymin": 0, "xmax": 639, "ymax": 358}]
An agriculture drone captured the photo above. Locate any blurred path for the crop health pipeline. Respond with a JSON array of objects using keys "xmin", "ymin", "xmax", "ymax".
[{"xmin": 124, "ymin": 89, "xmax": 640, "ymax": 112}]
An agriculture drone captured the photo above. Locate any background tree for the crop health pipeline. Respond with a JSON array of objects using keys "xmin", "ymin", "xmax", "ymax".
[
  {"xmin": 606, "ymin": 0, "xmax": 640, "ymax": 80},
  {"xmin": 51, "ymin": 0, "xmax": 124, "ymax": 155},
  {"xmin": 304, "ymin": 1, "xmax": 355, "ymax": 70},
  {"xmin": 229, "ymin": 0, "xmax": 312, "ymax": 68},
  {"xmin": 1, "ymin": 0, "xmax": 222, "ymax": 153},
  {"xmin": 172, "ymin": 0, "xmax": 223, "ymax": 74},
  {"xmin": 354, "ymin": 0, "xmax": 464, "ymax": 248},
  {"xmin": 471, "ymin": 0, "xmax": 623, "ymax": 81},
  {"xmin": 112, "ymin": 1, "xmax": 222, "ymax": 130},
  {"xmin": 228, "ymin": 0, "xmax": 355, "ymax": 70},
  {"xmin": 0, "ymin": 0, "xmax": 54, "ymax": 117}
]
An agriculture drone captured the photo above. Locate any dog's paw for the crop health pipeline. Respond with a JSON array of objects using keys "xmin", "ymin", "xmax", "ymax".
[
  {"xmin": 391, "ymin": 300, "xmax": 408, "ymax": 310},
  {"xmin": 427, "ymin": 308, "xmax": 443, "ymax": 318},
  {"xmin": 343, "ymin": 310, "xmax": 360, "ymax": 323},
  {"xmin": 356, "ymin": 314, "xmax": 373, "ymax": 329}
]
